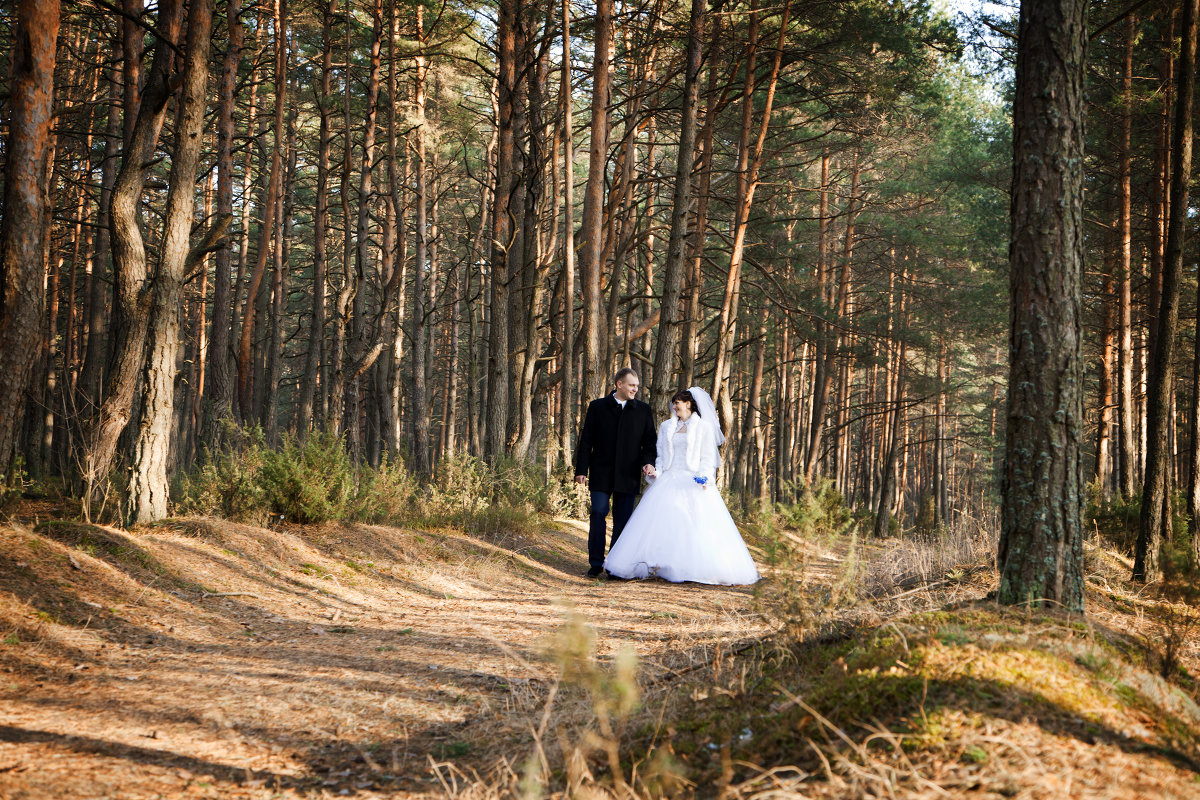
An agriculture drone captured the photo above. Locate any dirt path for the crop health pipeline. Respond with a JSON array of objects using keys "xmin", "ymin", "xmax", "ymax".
[{"xmin": 0, "ymin": 515, "xmax": 783, "ymax": 799}]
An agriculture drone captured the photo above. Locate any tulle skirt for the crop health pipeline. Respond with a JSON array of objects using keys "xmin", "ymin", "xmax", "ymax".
[{"xmin": 604, "ymin": 468, "xmax": 759, "ymax": 585}]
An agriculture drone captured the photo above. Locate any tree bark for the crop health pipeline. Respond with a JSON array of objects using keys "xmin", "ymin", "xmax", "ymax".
[
  {"xmin": 1117, "ymin": 13, "xmax": 1137, "ymax": 500},
  {"xmin": 79, "ymin": 63, "xmax": 120, "ymax": 411},
  {"xmin": 203, "ymin": 0, "xmax": 242, "ymax": 447},
  {"xmin": 1096, "ymin": 247, "xmax": 1115, "ymax": 502},
  {"xmin": 485, "ymin": 0, "xmax": 522, "ymax": 461},
  {"xmin": 344, "ymin": 0, "xmax": 383, "ymax": 458},
  {"xmin": 1144, "ymin": 0, "xmax": 1198, "ymax": 581},
  {"xmin": 297, "ymin": 0, "xmax": 333, "ymax": 437},
  {"xmin": 237, "ymin": 0, "xmax": 286, "ymax": 422},
  {"xmin": 998, "ymin": 0, "xmax": 1088, "ymax": 610},
  {"xmin": 84, "ymin": 0, "xmax": 183, "ymax": 511},
  {"xmin": 0, "ymin": 0, "xmax": 60, "ymax": 475},
  {"xmin": 559, "ymin": 0, "xmax": 577, "ymax": 464},
  {"xmin": 579, "ymin": 0, "xmax": 612, "ymax": 403},
  {"xmin": 649, "ymin": 0, "xmax": 705, "ymax": 415},
  {"xmin": 128, "ymin": 0, "xmax": 214, "ymax": 522},
  {"xmin": 412, "ymin": 3, "xmax": 433, "ymax": 474},
  {"xmin": 712, "ymin": 0, "xmax": 788, "ymax": 442},
  {"xmin": 264, "ymin": 98, "xmax": 296, "ymax": 444},
  {"xmin": 682, "ymin": 14, "xmax": 721, "ymax": 388}
]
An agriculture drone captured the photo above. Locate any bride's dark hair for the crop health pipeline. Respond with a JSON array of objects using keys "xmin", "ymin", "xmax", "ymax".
[{"xmin": 670, "ymin": 389, "xmax": 700, "ymax": 416}]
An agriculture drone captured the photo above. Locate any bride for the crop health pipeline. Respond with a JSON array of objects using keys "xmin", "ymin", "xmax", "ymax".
[{"xmin": 604, "ymin": 387, "xmax": 759, "ymax": 585}]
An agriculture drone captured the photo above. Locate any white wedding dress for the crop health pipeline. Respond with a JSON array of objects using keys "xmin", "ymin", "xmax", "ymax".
[{"xmin": 604, "ymin": 414, "xmax": 759, "ymax": 585}]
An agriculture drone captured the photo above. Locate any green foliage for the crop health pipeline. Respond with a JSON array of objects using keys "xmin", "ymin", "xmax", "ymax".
[
  {"xmin": 0, "ymin": 456, "xmax": 34, "ymax": 509},
  {"xmin": 771, "ymin": 479, "xmax": 857, "ymax": 539},
  {"xmin": 748, "ymin": 480, "xmax": 863, "ymax": 638},
  {"xmin": 257, "ymin": 431, "xmax": 356, "ymax": 524},
  {"xmin": 173, "ymin": 428, "xmax": 585, "ymax": 540},
  {"xmin": 1084, "ymin": 482, "xmax": 1193, "ymax": 561},
  {"xmin": 174, "ymin": 426, "xmax": 268, "ymax": 523},
  {"xmin": 350, "ymin": 456, "xmax": 419, "ymax": 524}
]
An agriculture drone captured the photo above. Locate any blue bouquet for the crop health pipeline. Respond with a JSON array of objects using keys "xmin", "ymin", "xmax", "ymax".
[{"xmin": 693, "ymin": 476, "xmax": 708, "ymax": 486}]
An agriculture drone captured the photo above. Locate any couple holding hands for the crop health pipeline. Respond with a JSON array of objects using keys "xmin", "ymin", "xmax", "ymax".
[{"xmin": 573, "ymin": 368, "xmax": 759, "ymax": 586}]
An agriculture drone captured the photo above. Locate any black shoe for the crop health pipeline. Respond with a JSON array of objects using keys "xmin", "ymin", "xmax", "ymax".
[{"xmin": 586, "ymin": 566, "xmax": 604, "ymax": 578}]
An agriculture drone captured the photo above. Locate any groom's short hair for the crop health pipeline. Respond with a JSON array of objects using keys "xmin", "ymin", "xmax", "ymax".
[{"xmin": 613, "ymin": 367, "xmax": 638, "ymax": 386}]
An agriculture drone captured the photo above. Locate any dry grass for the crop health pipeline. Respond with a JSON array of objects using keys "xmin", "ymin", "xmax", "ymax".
[
  {"xmin": 1, "ymin": 502, "xmax": 1199, "ymax": 800},
  {"xmin": 0, "ymin": 510, "xmax": 766, "ymax": 799},
  {"xmin": 424, "ymin": 517, "xmax": 1200, "ymax": 800}
]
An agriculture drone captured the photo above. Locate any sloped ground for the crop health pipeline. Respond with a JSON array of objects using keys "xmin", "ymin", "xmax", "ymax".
[
  {"xmin": 607, "ymin": 546, "xmax": 1200, "ymax": 800},
  {"xmin": 0, "ymin": 509, "xmax": 770, "ymax": 799},
  {"xmin": 1, "ymin": 506, "xmax": 1198, "ymax": 799}
]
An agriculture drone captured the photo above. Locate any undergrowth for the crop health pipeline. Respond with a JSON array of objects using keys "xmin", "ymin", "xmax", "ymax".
[
  {"xmin": 444, "ymin": 529, "xmax": 1200, "ymax": 800},
  {"xmin": 173, "ymin": 426, "xmax": 587, "ymax": 533}
]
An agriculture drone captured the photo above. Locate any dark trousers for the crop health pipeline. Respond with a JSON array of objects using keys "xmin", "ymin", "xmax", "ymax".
[{"xmin": 589, "ymin": 490, "xmax": 636, "ymax": 569}]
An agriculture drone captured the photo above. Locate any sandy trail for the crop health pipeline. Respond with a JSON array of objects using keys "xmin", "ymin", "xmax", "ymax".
[{"xmin": 0, "ymin": 516, "xmax": 780, "ymax": 798}]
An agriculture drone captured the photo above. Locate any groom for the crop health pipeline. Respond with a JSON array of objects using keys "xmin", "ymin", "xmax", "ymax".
[{"xmin": 574, "ymin": 368, "xmax": 658, "ymax": 578}]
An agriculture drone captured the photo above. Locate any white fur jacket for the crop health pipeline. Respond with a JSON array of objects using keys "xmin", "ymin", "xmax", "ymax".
[{"xmin": 653, "ymin": 415, "xmax": 718, "ymax": 482}]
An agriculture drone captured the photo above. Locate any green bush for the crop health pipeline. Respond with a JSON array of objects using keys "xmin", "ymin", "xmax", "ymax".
[
  {"xmin": 172, "ymin": 428, "xmax": 583, "ymax": 537},
  {"xmin": 427, "ymin": 453, "xmax": 491, "ymax": 514},
  {"xmin": 0, "ymin": 456, "xmax": 29, "ymax": 510},
  {"xmin": 257, "ymin": 431, "xmax": 355, "ymax": 524},
  {"xmin": 350, "ymin": 456, "xmax": 418, "ymax": 524},
  {"xmin": 174, "ymin": 427, "xmax": 268, "ymax": 522},
  {"xmin": 772, "ymin": 479, "xmax": 856, "ymax": 538}
]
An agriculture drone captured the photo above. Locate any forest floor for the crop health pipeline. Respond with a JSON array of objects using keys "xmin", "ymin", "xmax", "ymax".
[{"xmin": 1, "ymin": 501, "xmax": 1199, "ymax": 799}]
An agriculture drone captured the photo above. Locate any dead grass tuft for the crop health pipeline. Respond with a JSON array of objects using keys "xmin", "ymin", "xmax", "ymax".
[{"xmin": 3, "ymin": 504, "xmax": 1200, "ymax": 800}]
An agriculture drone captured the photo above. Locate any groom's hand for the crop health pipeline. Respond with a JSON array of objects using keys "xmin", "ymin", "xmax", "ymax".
[{"xmin": 574, "ymin": 475, "xmax": 587, "ymax": 485}]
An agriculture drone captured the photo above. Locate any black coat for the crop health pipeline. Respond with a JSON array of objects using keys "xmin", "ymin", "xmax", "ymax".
[{"xmin": 574, "ymin": 394, "xmax": 658, "ymax": 494}]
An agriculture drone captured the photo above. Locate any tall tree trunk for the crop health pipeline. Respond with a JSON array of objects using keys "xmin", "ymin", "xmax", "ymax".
[
  {"xmin": 79, "ymin": 63, "xmax": 120, "ymax": 411},
  {"xmin": 511, "ymin": 9, "xmax": 552, "ymax": 461},
  {"xmin": 485, "ymin": 0, "xmax": 522, "ymax": 461},
  {"xmin": 0, "ymin": 0, "xmax": 60, "ymax": 475},
  {"xmin": 84, "ymin": 0, "xmax": 183, "ymax": 512},
  {"xmin": 381, "ymin": 0, "xmax": 407, "ymax": 457},
  {"xmin": 237, "ymin": 0, "xmax": 286, "ymax": 422},
  {"xmin": 875, "ymin": 269, "xmax": 907, "ymax": 538},
  {"xmin": 203, "ymin": 0, "xmax": 242, "ymax": 446},
  {"xmin": 1146, "ymin": 0, "xmax": 1198, "ymax": 581},
  {"xmin": 806, "ymin": 153, "xmax": 859, "ymax": 484},
  {"xmin": 682, "ymin": 14, "xmax": 721, "ymax": 388},
  {"xmin": 1096, "ymin": 256, "xmax": 1115, "ymax": 502},
  {"xmin": 412, "ymin": 3, "xmax": 433, "ymax": 474},
  {"xmin": 649, "ymin": 0, "xmax": 705, "ymax": 415},
  {"xmin": 712, "ymin": 0, "xmax": 788, "ymax": 431},
  {"xmin": 121, "ymin": 0, "xmax": 144, "ymax": 148},
  {"xmin": 264, "ymin": 101, "xmax": 296, "ymax": 444},
  {"xmin": 1147, "ymin": 12, "xmax": 1174, "ymax": 369},
  {"xmin": 579, "ymin": 0, "xmax": 612, "ymax": 402},
  {"xmin": 297, "ymin": 0, "xmax": 334, "ymax": 436},
  {"xmin": 1117, "ymin": 13, "xmax": 1137, "ymax": 500},
  {"xmin": 998, "ymin": 0, "xmax": 1088, "ymax": 610},
  {"xmin": 128, "ymin": 0, "xmax": 214, "ymax": 522},
  {"xmin": 328, "ymin": 13, "xmax": 355, "ymax": 438},
  {"xmin": 559, "ymin": 0, "xmax": 577, "ymax": 464}
]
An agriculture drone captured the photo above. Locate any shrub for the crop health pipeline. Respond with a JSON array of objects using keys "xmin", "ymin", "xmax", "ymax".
[
  {"xmin": 427, "ymin": 453, "xmax": 490, "ymax": 515},
  {"xmin": 350, "ymin": 455, "xmax": 418, "ymax": 524},
  {"xmin": 0, "ymin": 456, "xmax": 30, "ymax": 510},
  {"xmin": 174, "ymin": 427, "xmax": 268, "ymax": 522},
  {"xmin": 173, "ymin": 428, "xmax": 581, "ymax": 537},
  {"xmin": 1085, "ymin": 481, "xmax": 1141, "ymax": 554},
  {"xmin": 454, "ymin": 502, "xmax": 541, "ymax": 540},
  {"xmin": 772, "ymin": 479, "xmax": 856, "ymax": 539},
  {"xmin": 257, "ymin": 431, "xmax": 355, "ymax": 524}
]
